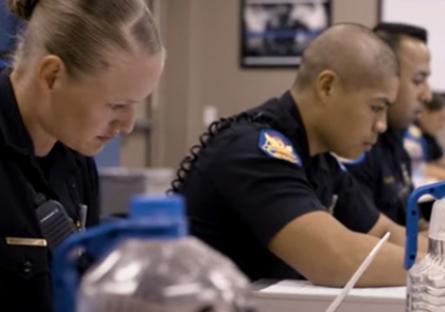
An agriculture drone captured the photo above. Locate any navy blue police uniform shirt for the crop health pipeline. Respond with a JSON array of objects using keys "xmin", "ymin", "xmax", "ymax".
[
  {"xmin": 0, "ymin": 71, "xmax": 100, "ymax": 312},
  {"xmin": 423, "ymin": 132, "xmax": 444, "ymax": 162},
  {"xmin": 345, "ymin": 129, "xmax": 413, "ymax": 226},
  {"xmin": 177, "ymin": 91, "xmax": 380, "ymax": 281}
]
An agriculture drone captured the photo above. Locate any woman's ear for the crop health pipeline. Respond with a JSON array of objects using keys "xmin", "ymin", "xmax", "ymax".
[{"xmin": 38, "ymin": 55, "xmax": 66, "ymax": 92}]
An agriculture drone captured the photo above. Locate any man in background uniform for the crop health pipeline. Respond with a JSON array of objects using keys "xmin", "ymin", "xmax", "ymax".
[
  {"xmin": 404, "ymin": 92, "xmax": 445, "ymax": 183},
  {"xmin": 345, "ymin": 23, "xmax": 432, "ymax": 226}
]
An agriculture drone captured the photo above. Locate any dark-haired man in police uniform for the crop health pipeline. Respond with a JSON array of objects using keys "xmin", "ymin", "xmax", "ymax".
[
  {"xmin": 345, "ymin": 23, "xmax": 432, "ymax": 226},
  {"xmin": 172, "ymin": 24, "xmax": 427, "ymax": 287}
]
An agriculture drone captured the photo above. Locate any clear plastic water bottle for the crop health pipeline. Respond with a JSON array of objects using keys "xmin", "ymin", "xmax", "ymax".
[
  {"xmin": 77, "ymin": 236, "xmax": 253, "ymax": 312},
  {"xmin": 405, "ymin": 182, "xmax": 445, "ymax": 312},
  {"xmin": 53, "ymin": 195, "xmax": 255, "ymax": 312}
]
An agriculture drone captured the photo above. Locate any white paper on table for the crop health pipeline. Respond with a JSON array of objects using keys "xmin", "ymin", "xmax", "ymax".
[{"xmin": 258, "ymin": 280, "xmax": 406, "ymax": 300}]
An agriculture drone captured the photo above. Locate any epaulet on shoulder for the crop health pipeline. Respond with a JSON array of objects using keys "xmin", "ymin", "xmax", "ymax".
[{"xmin": 258, "ymin": 129, "xmax": 302, "ymax": 166}]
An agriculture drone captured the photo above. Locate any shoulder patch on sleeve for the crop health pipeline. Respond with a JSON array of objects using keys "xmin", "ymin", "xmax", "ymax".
[
  {"xmin": 258, "ymin": 129, "xmax": 302, "ymax": 166},
  {"xmin": 406, "ymin": 125, "xmax": 422, "ymax": 139}
]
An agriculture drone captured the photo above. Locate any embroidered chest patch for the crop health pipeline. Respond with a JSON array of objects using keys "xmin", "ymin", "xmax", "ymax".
[{"xmin": 258, "ymin": 129, "xmax": 302, "ymax": 166}]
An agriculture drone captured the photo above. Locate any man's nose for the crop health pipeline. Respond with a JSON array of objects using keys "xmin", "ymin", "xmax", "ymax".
[
  {"xmin": 420, "ymin": 82, "xmax": 433, "ymax": 103},
  {"xmin": 375, "ymin": 112, "xmax": 387, "ymax": 134}
]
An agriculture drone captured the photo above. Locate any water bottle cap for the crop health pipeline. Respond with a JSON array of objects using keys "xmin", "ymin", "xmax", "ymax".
[{"xmin": 129, "ymin": 194, "xmax": 185, "ymax": 220}]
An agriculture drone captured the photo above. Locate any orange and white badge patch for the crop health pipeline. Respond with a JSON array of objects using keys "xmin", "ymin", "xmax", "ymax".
[{"xmin": 258, "ymin": 129, "xmax": 301, "ymax": 166}]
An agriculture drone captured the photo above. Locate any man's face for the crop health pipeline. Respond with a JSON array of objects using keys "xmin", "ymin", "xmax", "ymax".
[
  {"xmin": 389, "ymin": 37, "xmax": 432, "ymax": 130},
  {"xmin": 322, "ymin": 76, "xmax": 399, "ymax": 159}
]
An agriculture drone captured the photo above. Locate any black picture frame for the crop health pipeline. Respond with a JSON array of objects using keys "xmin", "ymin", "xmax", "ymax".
[
  {"xmin": 240, "ymin": 0, "xmax": 332, "ymax": 68},
  {"xmin": 377, "ymin": 0, "xmax": 384, "ymax": 22}
]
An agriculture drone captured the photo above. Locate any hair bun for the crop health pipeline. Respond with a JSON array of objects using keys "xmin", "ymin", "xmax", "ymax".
[{"xmin": 7, "ymin": 0, "xmax": 40, "ymax": 20}]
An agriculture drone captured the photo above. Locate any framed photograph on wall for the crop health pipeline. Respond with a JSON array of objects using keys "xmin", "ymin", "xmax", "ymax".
[{"xmin": 241, "ymin": 0, "xmax": 332, "ymax": 68}]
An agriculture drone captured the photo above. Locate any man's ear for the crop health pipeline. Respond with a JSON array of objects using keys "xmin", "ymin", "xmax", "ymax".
[
  {"xmin": 38, "ymin": 55, "xmax": 66, "ymax": 92},
  {"xmin": 316, "ymin": 70, "xmax": 338, "ymax": 104}
]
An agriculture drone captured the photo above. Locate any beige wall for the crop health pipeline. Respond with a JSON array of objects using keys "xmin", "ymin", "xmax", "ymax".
[{"xmin": 151, "ymin": 0, "xmax": 379, "ymax": 168}]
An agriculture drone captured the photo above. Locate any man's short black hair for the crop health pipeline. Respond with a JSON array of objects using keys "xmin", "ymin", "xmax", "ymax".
[{"xmin": 373, "ymin": 22, "xmax": 428, "ymax": 52}]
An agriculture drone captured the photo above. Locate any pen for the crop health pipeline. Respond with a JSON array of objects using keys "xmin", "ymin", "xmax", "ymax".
[{"xmin": 325, "ymin": 232, "xmax": 391, "ymax": 312}]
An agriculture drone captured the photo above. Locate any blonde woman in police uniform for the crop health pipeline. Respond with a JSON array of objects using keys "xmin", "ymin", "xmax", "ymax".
[{"xmin": 0, "ymin": 0, "xmax": 165, "ymax": 311}]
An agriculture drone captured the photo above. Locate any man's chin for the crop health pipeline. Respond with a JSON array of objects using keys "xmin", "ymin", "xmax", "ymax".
[
  {"xmin": 335, "ymin": 149, "xmax": 363, "ymax": 161},
  {"xmin": 391, "ymin": 119, "xmax": 412, "ymax": 131}
]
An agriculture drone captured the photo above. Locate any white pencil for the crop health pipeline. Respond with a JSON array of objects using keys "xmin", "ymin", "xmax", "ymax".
[{"xmin": 325, "ymin": 232, "xmax": 391, "ymax": 312}]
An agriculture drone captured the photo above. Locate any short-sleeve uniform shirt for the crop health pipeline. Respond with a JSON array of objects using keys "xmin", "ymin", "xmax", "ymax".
[
  {"xmin": 346, "ymin": 129, "xmax": 413, "ymax": 225},
  {"xmin": 423, "ymin": 132, "xmax": 444, "ymax": 161},
  {"xmin": 178, "ymin": 91, "xmax": 379, "ymax": 281}
]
